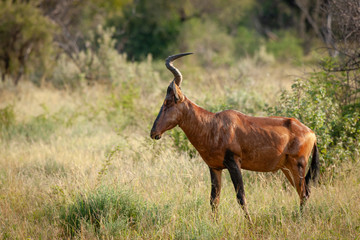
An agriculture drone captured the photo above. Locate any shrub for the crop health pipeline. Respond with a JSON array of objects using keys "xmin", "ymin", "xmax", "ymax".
[
  {"xmin": 0, "ymin": 105, "xmax": 15, "ymax": 130},
  {"xmin": 0, "ymin": 104, "xmax": 60, "ymax": 142},
  {"xmin": 50, "ymin": 54, "xmax": 83, "ymax": 89},
  {"xmin": 206, "ymin": 89, "xmax": 265, "ymax": 115},
  {"xmin": 59, "ymin": 186, "xmax": 169, "ymax": 237},
  {"xmin": 169, "ymin": 127, "xmax": 197, "ymax": 158},
  {"xmin": 235, "ymin": 26, "xmax": 263, "ymax": 57},
  {"xmin": 109, "ymin": 0, "xmax": 181, "ymax": 60},
  {"xmin": 2, "ymin": 106, "xmax": 61, "ymax": 142},
  {"xmin": 265, "ymin": 31, "xmax": 303, "ymax": 61},
  {"xmin": 266, "ymin": 69, "xmax": 360, "ymax": 172},
  {"xmin": 0, "ymin": 1, "xmax": 56, "ymax": 84},
  {"xmin": 176, "ymin": 18, "xmax": 236, "ymax": 67},
  {"xmin": 50, "ymin": 26, "xmax": 131, "ymax": 88}
]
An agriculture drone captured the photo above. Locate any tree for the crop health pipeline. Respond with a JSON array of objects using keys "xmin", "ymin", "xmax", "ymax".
[
  {"xmin": 0, "ymin": 1, "xmax": 56, "ymax": 85},
  {"xmin": 321, "ymin": 0, "xmax": 360, "ymax": 110},
  {"xmin": 324, "ymin": 0, "xmax": 360, "ymax": 69},
  {"xmin": 109, "ymin": 0, "xmax": 183, "ymax": 60}
]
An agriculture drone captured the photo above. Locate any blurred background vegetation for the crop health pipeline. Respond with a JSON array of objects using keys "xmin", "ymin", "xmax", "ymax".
[
  {"xmin": 1, "ymin": 0, "xmax": 358, "ymax": 165},
  {"xmin": 0, "ymin": 0, "xmax": 353, "ymax": 79},
  {"xmin": 0, "ymin": 0, "xmax": 359, "ymax": 82},
  {"xmin": 0, "ymin": 0, "xmax": 359, "ymax": 238}
]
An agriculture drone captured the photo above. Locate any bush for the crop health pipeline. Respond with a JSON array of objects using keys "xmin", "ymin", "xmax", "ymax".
[
  {"xmin": 169, "ymin": 128, "xmax": 197, "ymax": 158},
  {"xmin": 0, "ymin": 1, "xmax": 56, "ymax": 84},
  {"xmin": 109, "ymin": 0, "xmax": 181, "ymax": 60},
  {"xmin": 265, "ymin": 31, "xmax": 303, "ymax": 61},
  {"xmin": 50, "ymin": 25, "xmax": 148, "ymax": 88},
  {"xmin": 235, "ymin": 26, "xmax": 263, "ymax": 57},
  {"xmin": 266, "ymin": 69, "xmax": 360, "ymax": 172},
  {"xmin": 0, "ymin": 104, "xmax": 61, "ymax": 142},
  {"xmin": 0, "ymin": 105, "xmax": 15, "ymax": 130},
  {"xmin": 50, "ymin": 26, "xmax": 128, "ymax": 88},
  {"xmin": 176, "ymin": 18, "xmax": 236, "ymax": 67},
  {"xmin": 59, "ymin": 186, "xmax": 169, "ymax": 237}
]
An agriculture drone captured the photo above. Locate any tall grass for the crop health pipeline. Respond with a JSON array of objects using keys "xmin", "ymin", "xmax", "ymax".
[{"xmin": 0, "ymin": 56, "xmax": 359, "ymax": 239}]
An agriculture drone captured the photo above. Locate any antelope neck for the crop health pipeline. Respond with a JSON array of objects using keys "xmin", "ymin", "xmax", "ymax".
[{"xmin": 178, "ymin": 97, "xmax": 215, "ymax": 146}]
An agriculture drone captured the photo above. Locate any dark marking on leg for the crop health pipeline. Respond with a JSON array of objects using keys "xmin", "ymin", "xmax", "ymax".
[
  {"xmin": 209, "ymin": 167, "xmax": 222, "ymax": 214},
  {"xmin": 223, "ymin": 150, "xmax": 252, "ymax": 222}
]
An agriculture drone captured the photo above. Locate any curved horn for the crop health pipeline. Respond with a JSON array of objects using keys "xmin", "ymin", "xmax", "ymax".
[{"xmin": 165, "ymin": 52, "xmax": 193, "ymax": 86}]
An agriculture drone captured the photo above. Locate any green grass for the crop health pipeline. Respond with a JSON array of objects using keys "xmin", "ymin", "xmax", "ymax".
[{"xmin": 59, "ymin": 186, "xmax": 170, "ymax": 237}]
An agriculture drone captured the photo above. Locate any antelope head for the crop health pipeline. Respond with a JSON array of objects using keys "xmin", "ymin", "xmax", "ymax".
[{"xmin": 150, "ymin": 53, "xmax": 193, "ymax": 140}]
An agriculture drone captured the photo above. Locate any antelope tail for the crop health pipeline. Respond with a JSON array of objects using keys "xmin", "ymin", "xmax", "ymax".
[{"xmin": 305, "ymin": 143, "xmax": 320, "ymax": 186}]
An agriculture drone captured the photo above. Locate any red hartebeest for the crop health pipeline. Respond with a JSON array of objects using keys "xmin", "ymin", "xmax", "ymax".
[{"xmin": 150, "ymin": 53, "xmax": 319, "ymax": 220}]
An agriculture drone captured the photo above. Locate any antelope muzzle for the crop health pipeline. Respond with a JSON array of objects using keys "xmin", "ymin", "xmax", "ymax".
[
  {"xmin": 150, "ymin": 106, "xmax": 163, "ymax": 140},
  {"xmin": 150, "ymin": 126, "xmax": 162, "ymax": 140},
  {"xmin": 151, "ymin": 133, "xmax": 162, "ymax": 140}
]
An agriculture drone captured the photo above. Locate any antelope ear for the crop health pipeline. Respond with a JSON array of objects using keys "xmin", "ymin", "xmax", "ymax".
[{"xmin": 170, "ymin": 80, "xmax": 184, "ymax": 103}]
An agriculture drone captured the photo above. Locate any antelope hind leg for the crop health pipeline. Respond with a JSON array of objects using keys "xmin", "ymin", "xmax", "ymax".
[{"xmin": 281, "ymin": 157, "xmax": 308, "ymax": 211}]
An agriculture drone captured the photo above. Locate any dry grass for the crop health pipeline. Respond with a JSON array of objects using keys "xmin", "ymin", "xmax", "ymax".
[{"xmin": 0, "ymin": 60, "xmax": 359, "ymax": 239}]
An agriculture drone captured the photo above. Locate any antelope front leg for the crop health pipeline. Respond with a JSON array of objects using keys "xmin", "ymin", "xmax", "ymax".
[
  {"xmin": 223, "ymin": 150, "xmax": 252, "ymax": 223},
  {"xmin": 209, "ymin": 167, "xmax": 222, "ymax": 214}
]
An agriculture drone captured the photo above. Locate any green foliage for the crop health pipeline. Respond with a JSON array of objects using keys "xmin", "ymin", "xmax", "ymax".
[
  {"xmin": 265, "ymin": 31, "xmax": 303, "ymax": 61},
  {"xmin": 106, "ymin": 82, "xmax": 139, "ymax": 115},
  {"xmin": 0, "ymin": 105, "xmax": 15, "ymax": 130},
  {"xmin": 105, "ymin": 0, "xmax": 260, "ymax": 62},
  {"xmin": 0, "ymin": 0, "xmax": 315, "ymax": 85},
  {"xmin": 170, "ymin": 128, "xmax": 197, "ymax": 159},
  {"xmin": 0, "ymin": 82, "xmax": 140, "ymax": 142},
  {"xmin": 50, "ymin": 54, "xmax": 83, "ymax": 89},
  {"xmin": 49, "ymin": 25, "xmax": 152, "ymax": 96},
  {"xmin": 176, "ymin": 18, "xmax": 235, "ymax": 67},
  {"xmin": 235, "ymin": 28, "xmax": 303, "ymax": 62},
  {"xmin": 235, "ymin": 27, "xmax": 263, "ymax": 57},
  {"xmin": 97, "ymin": 144, "xmax": 126, "ymax": 186},
  {"xmin": 0, "ymin": 1, "xmax": 56, "ymax": 84},
  {"xmin": 51, "ymin": 26, "xmax": 129, "ymax": 88},
  {"xmin": 93, "ymin": 0, "xmax": 132, "ymax": 17},
  {"xmin": 8, "ymin": 112, "xmax": 59, "ymax": 142},
  {"xmin": 0, "ymin": 105, "xmax": 66, "ymax": 142},
  {"xmin": 204, "ymin": 88, "xmax": 265, "ymax": 115},
  {"xmin": 254, "ymin": 0, "xmax": 298, "ymax": 30},
  {"xmin": 109, "ymin": 0, "xmax": 181, "ymax": 60},
  {"xmin": 0, "ymin": 104, "xmax": 60, "ymax": 142},
  {"xmin": 205, "ymin": 0, "xmax": 256, "ymax": 31},
  {"xmin": 173, "ymin": 199, "xmax": 223, "ymax": 240},
  {"xmin": 266, "ymin": 69, "xmax": 360, "ymax": 171},
  {"xmin": 81, "ymin": 26, "xmax": 122, "ymax": 83},
  {"xmin": 97, "ymin": 81, "xmax": 140, "ymax": 131},
  {"xmin": 59, "ymin": 186, "xmax": 169, "ymax": 237}
]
